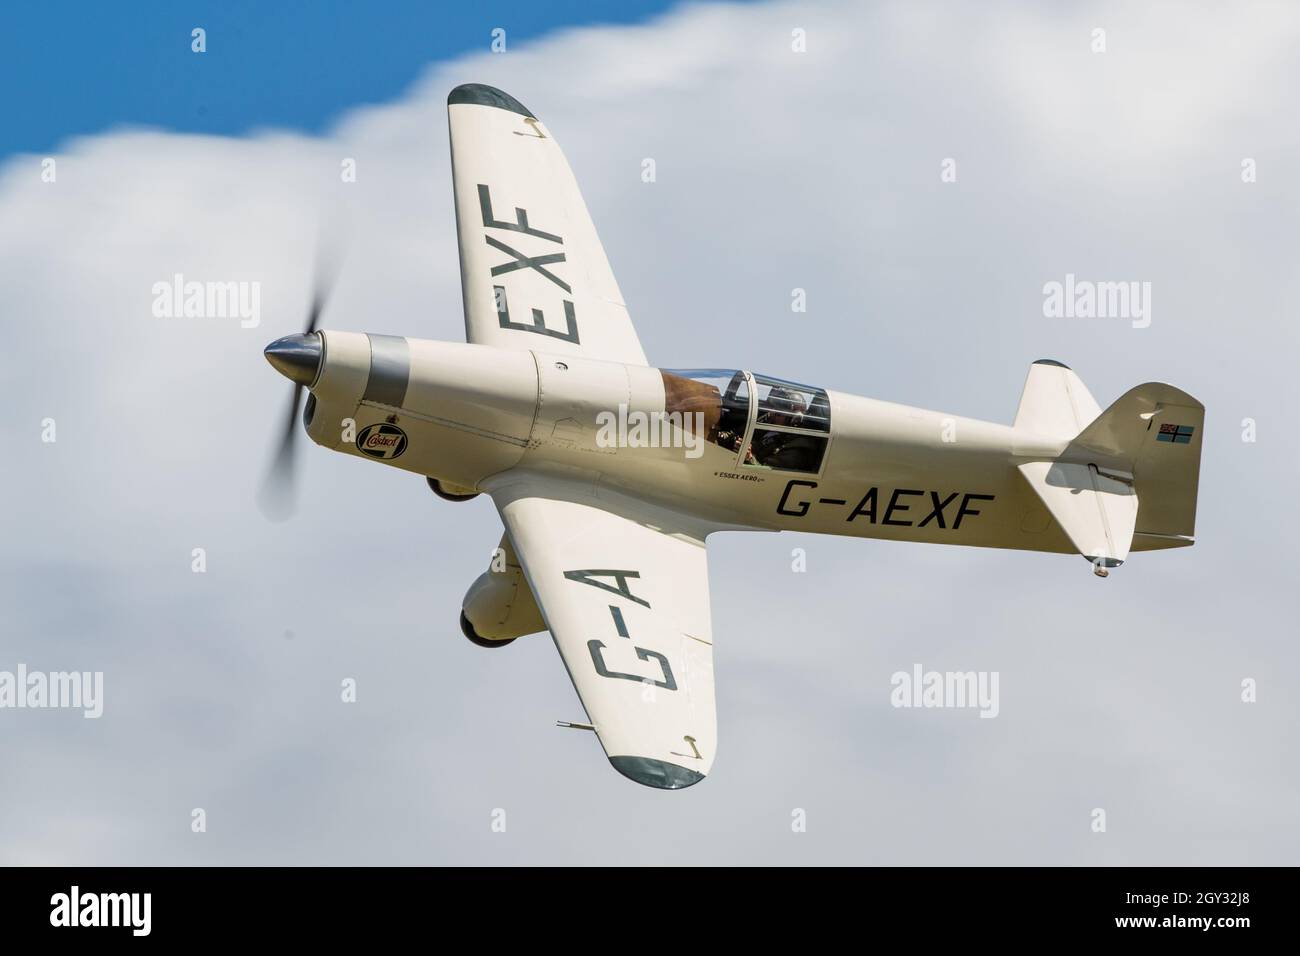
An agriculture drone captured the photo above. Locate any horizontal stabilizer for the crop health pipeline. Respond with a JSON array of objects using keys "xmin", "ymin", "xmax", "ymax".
[
  {"xmin": 1018, "ymin": 460, "xmax": 1138, "ymax": 567},
  {"xmin": 1014, "ymin": 360, "xmax": 1102, "ymax": 440}
]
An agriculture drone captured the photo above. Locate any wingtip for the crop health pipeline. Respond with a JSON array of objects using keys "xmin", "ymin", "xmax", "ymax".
[
  {"xmin": 609, "ymin": 756, "xmax": 706, "ymax": 790},
  {"xmin": 447, "ymin": 83, "xmax": 534, "ymax": 118}
]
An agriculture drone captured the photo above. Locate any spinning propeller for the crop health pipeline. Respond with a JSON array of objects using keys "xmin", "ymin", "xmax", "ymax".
[{"xmin": 258, "ymin": 278, "xmax": 330, "ymax": 520}]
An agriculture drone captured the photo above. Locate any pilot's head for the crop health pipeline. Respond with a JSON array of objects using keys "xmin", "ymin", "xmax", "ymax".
[{"xmin": 763, "ymin": 387, "xmax": 807, "ymax": 427}]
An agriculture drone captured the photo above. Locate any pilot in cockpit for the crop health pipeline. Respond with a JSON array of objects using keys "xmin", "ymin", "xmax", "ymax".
[
  {"xmin": 716, "ymin": 386, "xmax": 807, "ymax": 465},
  {"xmin": 749, "ymin": 387, "xmax": 822, "ymax": 470}
]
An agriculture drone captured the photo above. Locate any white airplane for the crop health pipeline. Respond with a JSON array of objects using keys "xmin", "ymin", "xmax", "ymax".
[{"xmin": 262, "ymin": 84, "xmax": 1204, "ymax": 789}]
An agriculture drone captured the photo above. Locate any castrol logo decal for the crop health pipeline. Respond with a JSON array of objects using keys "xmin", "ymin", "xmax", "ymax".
[{"xmin": 356, "ymin": 423, "xmax": 408, "ymax": 460}]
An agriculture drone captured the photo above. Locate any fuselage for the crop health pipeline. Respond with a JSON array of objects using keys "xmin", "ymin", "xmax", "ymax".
[{"xmin": 303, "ymin": 332, "xmax": 1076, "ymax": 555}]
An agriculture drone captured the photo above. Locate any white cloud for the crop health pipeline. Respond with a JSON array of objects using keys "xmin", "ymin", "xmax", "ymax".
[{"xmin": 2, "ymin": 0, "xmax": 1298, "ymax": 863}]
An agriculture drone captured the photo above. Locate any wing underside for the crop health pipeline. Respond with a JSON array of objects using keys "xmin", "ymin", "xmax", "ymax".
[{"xmin": 486, "ymin": 473, "xmax": 716, "ymax": 789}]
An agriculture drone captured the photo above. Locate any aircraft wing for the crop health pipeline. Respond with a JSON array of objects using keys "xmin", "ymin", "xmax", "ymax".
[
  {"xmin": 446, "ymin": 83, "xmax": 648, "ymax": 366},
  {"xmin": 487, "ymin": 473, "xmax": 715, "ymax": 789}
]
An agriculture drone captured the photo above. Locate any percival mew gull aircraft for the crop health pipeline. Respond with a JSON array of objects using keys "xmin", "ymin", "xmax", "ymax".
[{"xmin": 263, "ymin": 84, "xmax": 1204, "ymax": 790}]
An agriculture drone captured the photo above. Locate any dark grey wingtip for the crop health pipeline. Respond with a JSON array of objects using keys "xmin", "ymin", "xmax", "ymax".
[
  {"xmin": 447, "ymin": 83, "xmax": 534, "ymax": 118},
  {"xmin": 609, "ymin": 756, "xmax": 705, "ymax": 790},
  {"xmin": 1033, "ymin": 358, "xmax": 1071, "ymax": 369}
]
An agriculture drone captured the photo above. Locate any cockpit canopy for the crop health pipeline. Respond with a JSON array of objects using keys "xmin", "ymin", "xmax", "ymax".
[{"xmin": 661, "ymin": 369, "xmax": 830, "ymax": 474}]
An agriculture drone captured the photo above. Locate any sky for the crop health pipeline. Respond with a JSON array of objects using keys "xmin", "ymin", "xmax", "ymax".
[
  {"xmin": 1, "ymin": 0, "xmax": 1298, "ymax": 865},
  {"xmin": 0, "ymin": 0, "xmax": 714, "ymax": 159}
]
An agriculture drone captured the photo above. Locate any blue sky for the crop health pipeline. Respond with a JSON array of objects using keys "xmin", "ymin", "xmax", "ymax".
[{"xmin": 0, "ymin": 0, "xmax": 727, "ymax": 159}]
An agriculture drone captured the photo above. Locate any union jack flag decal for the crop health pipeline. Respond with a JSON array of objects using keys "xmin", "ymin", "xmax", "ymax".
[{"xmin": 1157, "ymin": 422, "xmax": 1195, "ymax": 444}]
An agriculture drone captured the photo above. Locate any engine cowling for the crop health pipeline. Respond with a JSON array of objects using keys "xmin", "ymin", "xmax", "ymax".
[{"xmin": 460, "ymin": 541, "xmax": 545, "ymax": 646}]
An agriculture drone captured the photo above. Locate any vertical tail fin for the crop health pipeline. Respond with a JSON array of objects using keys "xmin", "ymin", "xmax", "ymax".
[{"xmin": 1066, "ymin": 382, "xmax": 1204, "ymax": 543}]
